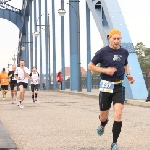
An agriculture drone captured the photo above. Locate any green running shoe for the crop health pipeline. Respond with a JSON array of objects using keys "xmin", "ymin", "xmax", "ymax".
[
  {"xmin": 97, "ymin": 126, "xmax": 104, "ymax": 136},
  {"xmin": 111, "ymin": 143, "xmax": 119, "ymax": 150}
]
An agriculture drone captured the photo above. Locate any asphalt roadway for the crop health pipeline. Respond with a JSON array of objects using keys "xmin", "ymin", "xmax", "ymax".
[{"xmin": 0, "ymin": 90, "xmax": 150, "ymax": 150}]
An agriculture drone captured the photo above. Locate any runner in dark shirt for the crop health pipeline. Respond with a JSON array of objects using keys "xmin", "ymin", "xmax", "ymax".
[
  {"xmin": 8, "ymin": 64, "xmax": 18, "ymax": 104},
  {"xmin": 88, "ymin": 29, "xmax": 135, "ymax": 150}
]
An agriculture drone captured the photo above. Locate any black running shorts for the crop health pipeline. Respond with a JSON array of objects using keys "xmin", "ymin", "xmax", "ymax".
[
  {"xmin": 99, "ymin": 85, "xmax": 125, "ymax": 111},
  {"xmin": 1, "ymin": 85, "xmax": 8, "ymax": 90},
  {"xmin": 10, "ymin": 83, "xmax": 18, "ymax": 91},
  {"xmin": 31, "ymin": 84, "xmax": 39, "ymax": 92},
  {"xmin": 18, "ymin": 82, "xmax": 28, "ymax": 89}
]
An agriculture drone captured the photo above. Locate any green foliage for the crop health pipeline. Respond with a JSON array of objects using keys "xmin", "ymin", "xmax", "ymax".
[{"xmin": 135, "ymin": 42, "xmax": 150, "ymax": 72}]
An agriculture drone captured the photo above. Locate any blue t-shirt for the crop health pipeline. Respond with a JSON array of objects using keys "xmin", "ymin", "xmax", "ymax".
[{"xmin": 91, "ymin": 46, "xmax": 129, "ymax": 82}]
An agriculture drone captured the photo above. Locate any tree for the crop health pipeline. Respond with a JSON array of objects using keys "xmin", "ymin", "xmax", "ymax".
[{"xmin": 135, "ymin": 42, "xmax": 150, "ymax": 72}]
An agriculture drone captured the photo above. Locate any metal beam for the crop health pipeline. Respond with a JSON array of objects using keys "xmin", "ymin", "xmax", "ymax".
[
  {"xmin": 86, "ymin": 2, "xmax": 91, "ymax": 92},
  {"xmin": 61, "ymin": 0, "xmax": 65, "ymax": 90},
  {"xmin": 52, "ymin": 0, "xmax": 57, "ymax": 90},
  {"xmin": 45, "ymin": 0, "xmax": 49, "ymax": 90},
  {"xmin": 34, "ymin": 0, "xmax": 37, "ymax": 67},
  {"xmin": 29, "ymin": 0, "xmax": 33, "ymax": 70},
  {"xmin": 38, "ymin": 0, "xmax": 43, "ymax": 90}
]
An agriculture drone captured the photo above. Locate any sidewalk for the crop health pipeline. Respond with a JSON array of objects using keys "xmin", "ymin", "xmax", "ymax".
[{"xmin": 53, "ymin": 88, "xmax": 150, "ymax": 107}]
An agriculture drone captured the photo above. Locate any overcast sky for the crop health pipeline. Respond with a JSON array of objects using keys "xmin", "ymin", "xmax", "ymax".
[{"xmin": 0, "ymin": 0, "xmax": 150, "ymax": 73}]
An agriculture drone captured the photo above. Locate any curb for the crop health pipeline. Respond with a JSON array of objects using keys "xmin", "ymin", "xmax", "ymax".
[{"xmin": 0, "ymin": 121, "xmax": 17, "ymax": 149}]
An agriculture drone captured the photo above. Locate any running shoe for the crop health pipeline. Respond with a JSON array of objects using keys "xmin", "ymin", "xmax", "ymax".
[
  {"xmin": 97, "ymin": 126, "xmax": 105, "ymax": 136},
  {"xmin": 20, "ymin": 104, "xmax": 24, "ymax": 109},
  {"xmin": 4, "ymin": 93, "xmax": 7, "ymax": 98},
  {"xmin": 111, "ymin": 143, "xmax": 119, "ymax": 150},
  {"xmin": 17, "ymin": 100, "xmax": 20, "ymax": 106}
]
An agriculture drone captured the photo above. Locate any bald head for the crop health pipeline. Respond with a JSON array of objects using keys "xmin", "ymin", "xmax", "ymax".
[{"xmin": 12, "ymin": 64, "xmax": 16, "ymax": 71}]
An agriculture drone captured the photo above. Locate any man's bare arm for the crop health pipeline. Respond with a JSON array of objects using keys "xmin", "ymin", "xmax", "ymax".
[{"xmin": 88, "ymin": 62, "xmax": 117, "ymax": 76}]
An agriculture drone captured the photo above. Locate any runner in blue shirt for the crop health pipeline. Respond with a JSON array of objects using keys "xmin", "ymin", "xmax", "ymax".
[{"xmin": 88, "ymin": 29, "xmax": 135, "ymax": 150}]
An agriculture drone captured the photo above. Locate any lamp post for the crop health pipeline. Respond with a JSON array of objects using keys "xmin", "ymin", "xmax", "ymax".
[
  {"xmin": 58, "ymin": 0, "xmax": 82, "ymax": 92},
  {"xmin": 33, "ymin": 14, "xmax": 50, "ymax": 90},
  {"xmin": 57, "ymin": 0, "xmax": 65, "ymax": 90}
]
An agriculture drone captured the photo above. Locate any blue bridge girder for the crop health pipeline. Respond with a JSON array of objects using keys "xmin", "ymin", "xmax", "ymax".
[
  {"xmin": 0, "ymin": 2, "xmax": 22, "ymax": 15},
  {"xmin": 0, "ymin": 0, "xmax": 11, "ymax": 4}
]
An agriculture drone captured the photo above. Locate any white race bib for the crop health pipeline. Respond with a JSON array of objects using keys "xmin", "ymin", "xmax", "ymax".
[
  {"xmin": 99, "ymin": 80, "xmax": 114, "ymax": 93},
  {"xmin": 12, "ymin": 77, "xmax": 17, "ymax": 80},
  {"xmin": 31, "ymin": 79, "xmax": 38, "ymax": 84},
  {"xmin": 19, "ymin": 77, "xmax": 25, "ymax": 82}
]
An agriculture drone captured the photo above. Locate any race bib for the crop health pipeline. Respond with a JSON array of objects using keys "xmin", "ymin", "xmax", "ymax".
[
  {"xmin": 32, "ymin": 79, "xmax": 38, "ymax": 84},
  {"xmin": 19, "ymin": 77, "xmax": 25, "ymax": 82},
  {"xmin": 1, "ymin": 79, "xmax": 6, "ymax": 83},
  {"xmin": 99, "ymin": 80, "xmax": 114, "ymax": 93},
  {"xmin": 12, "ymin": 77, "xmax": 17, "ymax": 80}
]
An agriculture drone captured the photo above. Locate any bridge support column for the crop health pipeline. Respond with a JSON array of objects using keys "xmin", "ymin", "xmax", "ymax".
[
  {"xmin": 45, "ymin": 0, "xmax": 49, "ymax": 90},
  {"xmin": 86, "ymin": 2, "xmax": 92, "ymax": 92},
  {"xmin": 29, "ymin": 0, "xmax": 33, "ymax": 70},
  {"xmin": 69, "ymin": 0, "xmax": 79, "ymax": 91},
  {"xmin": 34, "ymin": 0, "xmax": 37, "ymax": 67},
  {"xmin": 52, "ymin": 0, "xmax": 57, "ymax": 90},
  {"xmin": 25, "ymin": 16, "xmax": 29, "ymax": 69},
  {"xmin": 38, "ymin": 0, "xmax": 43, "ymax": 90}
]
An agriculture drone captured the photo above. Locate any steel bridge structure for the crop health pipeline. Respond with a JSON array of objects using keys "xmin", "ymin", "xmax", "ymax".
[{"xmin": 0, "ymin": 0, "xmax": 147, "ymax": 99}]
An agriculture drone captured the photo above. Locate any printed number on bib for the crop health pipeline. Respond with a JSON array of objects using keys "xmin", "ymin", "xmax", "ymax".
[
  {"xmin": 20, "ymin": 77, "xmax": 25, "ymax": 82},
  {"xmin": 1, "ymin": 79, "xmax": 6, "ymax": 82},
  {"xmin": 12, "ymin": 77, "xmax": 17, "ymax": 80},
  {"xmin": 99, "ymin": 80, "xmax": 114, "ymax": 93},
  {"xmin": 32, "ymin": 79, "xmax": 38, "ymax": 84}
]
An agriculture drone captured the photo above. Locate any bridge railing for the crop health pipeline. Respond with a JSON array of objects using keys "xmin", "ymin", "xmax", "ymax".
[{"xmin": 42, "ymin": 73, "xmax": 150, "ymax": 91}]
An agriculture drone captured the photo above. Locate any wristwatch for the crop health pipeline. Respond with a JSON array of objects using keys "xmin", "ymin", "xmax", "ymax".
[{"xmin": 126, "ymin": 74, "xmax": 130, "ymax": 77}]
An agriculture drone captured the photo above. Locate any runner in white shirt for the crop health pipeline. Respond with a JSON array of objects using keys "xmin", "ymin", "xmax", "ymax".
[
  {"xmin": 14, "ymin": 59, "xmax": 30, "ymax": 108},
  {"xmin": 29, "ymin": 67, "xmax": 40, "ymax": 103}
]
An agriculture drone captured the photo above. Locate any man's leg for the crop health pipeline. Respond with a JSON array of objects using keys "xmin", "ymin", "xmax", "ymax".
[
  {"xmin": 22, "ymin": 88, "xmax": 26, "ymax": 101},
  {"xmin": 111, "ymin": 103, "xmax": 123, "ymax": 149},
  {"xmin": 13, "ymin": 85, "xmax": 18, "ymax": 101},
  {"xmin": 31, "ymin": 84, "xmax": 35, "ymax": 102},
  {"xmin": 97, "ymin": 110, "xmax": 109, "ymax": 135},
  {"xmin": 111, "ymin": 86, "xmax": 125, "ymax": 150},
  {"xmin": 97, "ymin": 92, "xmax": 112, "ymax": 136},
  {"xmin": 19, "ymin": 84, "xmax": 24, "ymax": 108},
  {"xmin": 32, "ymin": 91, "xmax": 34, "ymax": 102},
  {"xmin": 34, "ymin": 84, "xmax": 39, "ymax": 101},
  {"xmin": 11, "ymin": 90, "xmax": 14, "ymax": 101},
  {"xmin": 10, "ymin": 84, "xmax": 14, "ymax": 103},
  {"xmin": 4, "ymin": 85, "xmax": 8, "ymax": 98},
  {"xmin": 1, "ymin": 86, "xmax": 4, "ymax": 100},
  {"xmin": 22, "ymin": 83, "xmax": 28, "ymax": 102},
  {"xmin": 2, "ymin": 89, "xmax": 4, "ymax": 100}
]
